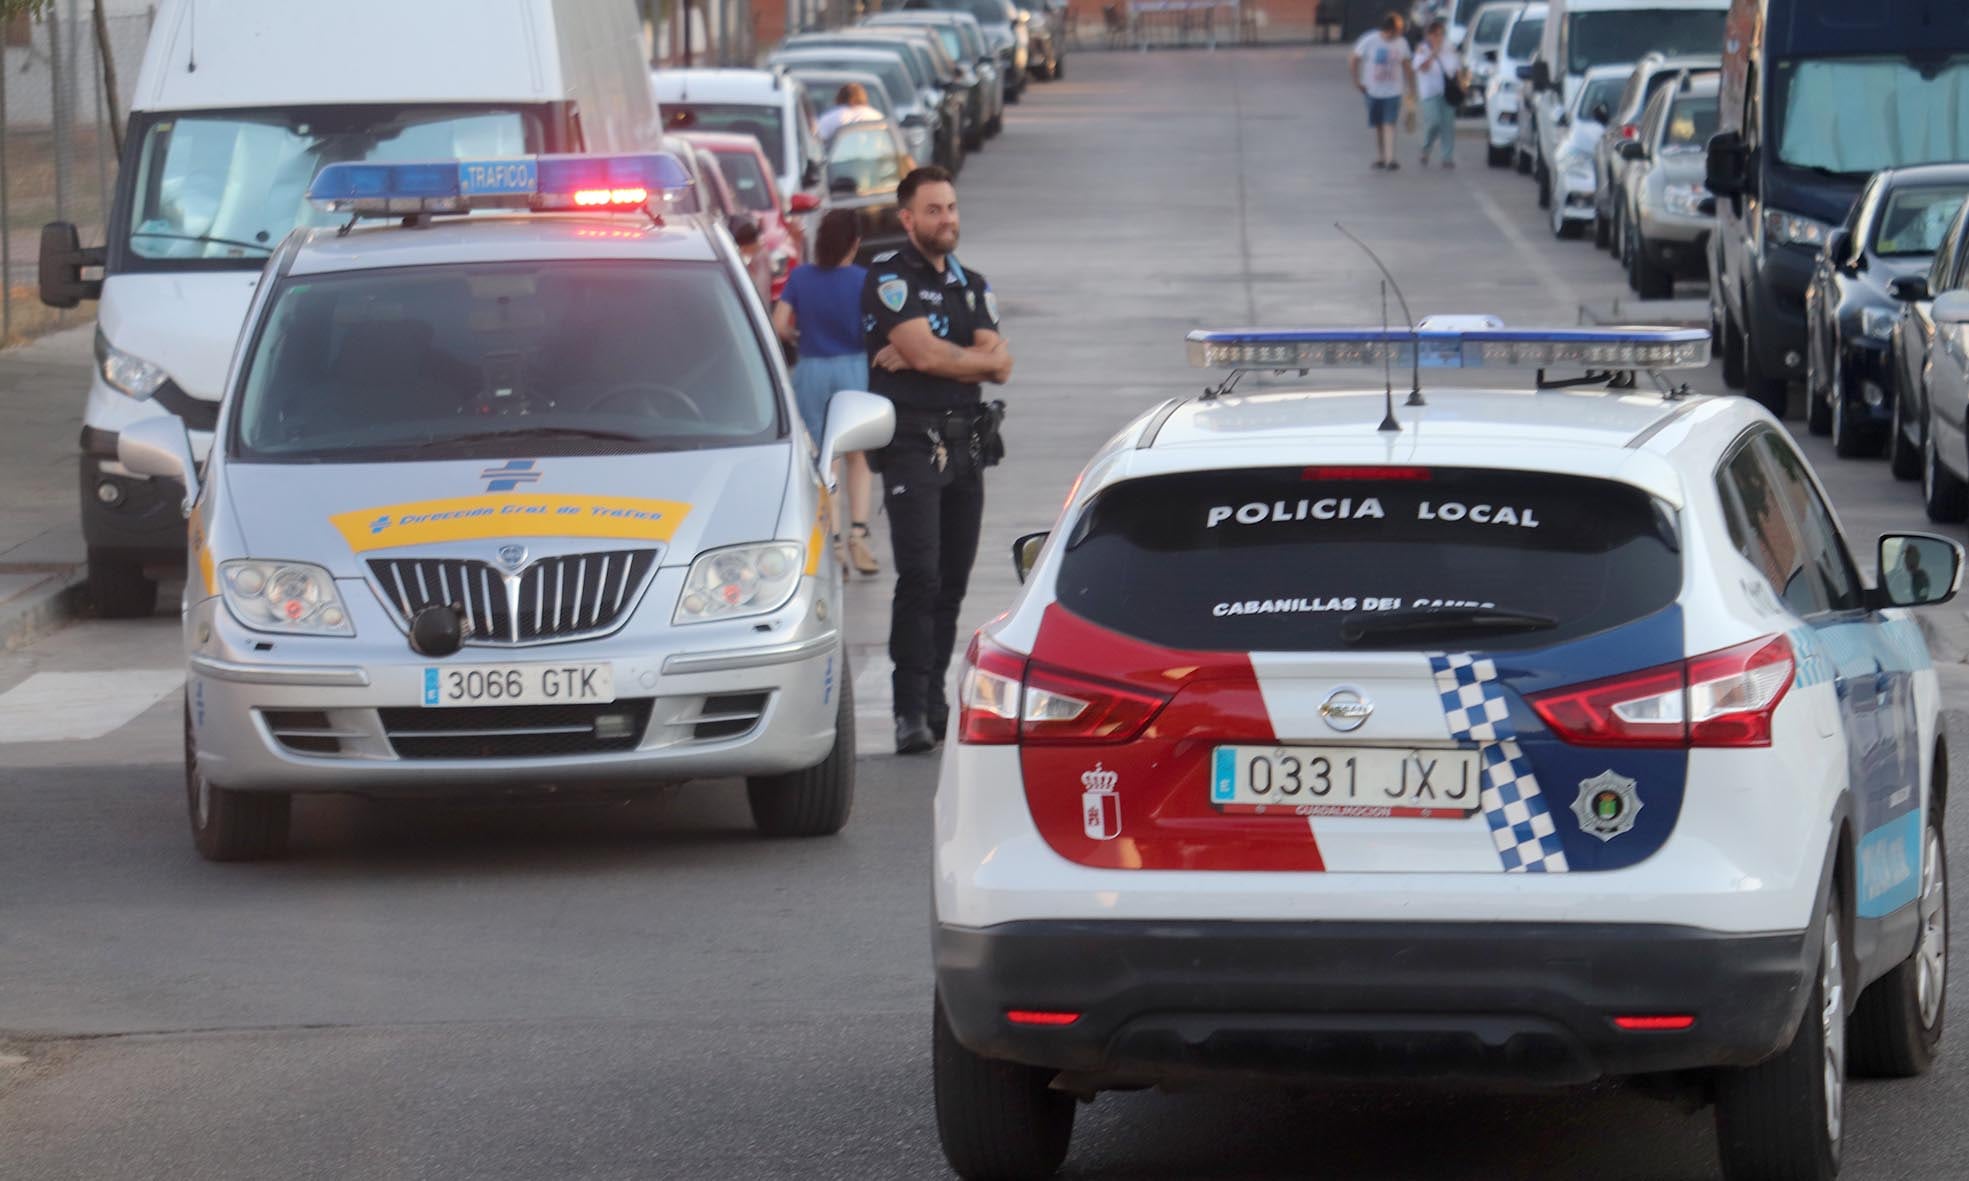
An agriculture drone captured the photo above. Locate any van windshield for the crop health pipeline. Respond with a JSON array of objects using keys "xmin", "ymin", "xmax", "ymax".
[
  {"xmin": 123, "ymin": 106, "xmax": 543, "ymax": 268},
  {"xmin": 1566, "ymin": 9, "xmax": 1724, "ymax": 74},
  {"xmin": 1776, "ymin": 56, "xmax": 1969, "ymax": 175},
  {"xmin": 665, "ymin": 104, "xmax": 787, "ymax": 172},
  {"xmin": 1474, "ymin": 8, "xmax": 1514, "ymax": 44},
  {"xmin": 1506, "ymin": 17, "xmax": 1543, "ymax": 59},
  {"xmin": 232, "ymin": 261, "xmax": 781, "ymax": 463}
]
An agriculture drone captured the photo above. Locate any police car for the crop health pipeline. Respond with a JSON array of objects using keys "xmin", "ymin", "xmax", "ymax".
[
  {"xmin": 113, "ymin": 153, "xmax": 894, "ymax": 861},
  {"xmin": 932, "ymin": 322, "xmax": 1955, "ymax": 1181}
]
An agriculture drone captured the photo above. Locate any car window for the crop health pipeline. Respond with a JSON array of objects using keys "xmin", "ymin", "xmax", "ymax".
[
  {"xmin": 232, "ymin": 261, "xmax": 781, "ymax": 462},
  {"xmin": 1717, "ymin": 436, "xmax": 1817, "ymax": 614},
  {"xmin": 1474, "ymin": 7, "xmax": 1514, "ymax": 43},
  {"xmin": 828, "ymin": 125, "xmax": 905, "ymax": 194},
  {"xmin": 1638, "ymin": 84, "xmax": 1671, "ymax": 145},
  {"xmin": 1931, "ymin": 203, "xmax": 1969, "ymax": 290},
  {"xmin": 1506, "ymin": 16, "xmax": 1543, "ymax": 59},
  {"xmin": 663, "ymin": 103, "xmax": 786, "ymax": 173},
  {"xmin": 1662, "ymin": 94, "xmax": 1717, "ymax": 152},
  {"xmin": 1577, "ymin": 75, "xmax": 1629, "ymax": 119},
  {"xmin": 1051, "ymin": 467, "xmax": 1682, "ymax": 652},
  {"xmin": 1755, "ymin": 434, "xmax": 1862, "ymax": 612},
  {"xmin": 714, "ymin": 150, "xmax": 777, "ymax": 213},
  {"xmin": 1875, "ymin": 186, "xmax": 1969, "ymax": 257}
]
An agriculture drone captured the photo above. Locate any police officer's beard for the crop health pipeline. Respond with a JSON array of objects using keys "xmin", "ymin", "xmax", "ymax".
[{"xmin": 912, "ymin": 223, "xmax": 960, "ymax": 256}]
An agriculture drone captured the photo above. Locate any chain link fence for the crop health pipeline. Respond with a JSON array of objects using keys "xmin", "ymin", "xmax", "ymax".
[{"xmin": 0, "ymin": 5, "xmax": 149, "ymax": 346}]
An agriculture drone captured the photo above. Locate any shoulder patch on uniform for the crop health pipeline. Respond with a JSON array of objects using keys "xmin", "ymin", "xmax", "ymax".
[
  {"xmin": 878, "ymin": 278, "xmax": 909, "ymax": 313},
  {"xmin": 871, "ymin": 250, "xmax": 899, "ymax": 263},
  {"xmin": 984, "ymin": 290, "xmax": 999, "ymax": 322}
]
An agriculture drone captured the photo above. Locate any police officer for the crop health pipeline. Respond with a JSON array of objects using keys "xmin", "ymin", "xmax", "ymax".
[{"xmin": 862, "ymin": 165, "xmax": 1012, "ymax": 754}]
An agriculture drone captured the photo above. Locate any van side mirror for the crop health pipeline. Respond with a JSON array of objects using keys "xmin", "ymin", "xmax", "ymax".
[
  {"xmin": 818, "ymin": 390, "xmax": 895, "ymax": 486},
  {"xmin": 1531, "ymin": 59, "xmax": 1552, "ymax": 91},
  {"xmin": 1012, "ymin": 531, "xmax": 1048, "ymax": 583},
  {"xmin": 39, "ymin": 221, "xmax": 103, "ymax": 309},
  {"xmin": 1889, "ymin": 275, "xmax": 1932, "ymax": 303},
  {"xmin": 1705, "ymin": 130, "xmax": 1748, "ymax": 197},
  {"xmin": 1590, "ymin": 102, "xmax": 1610, "ymax": 124},
  {"xmin": 1516, "ymin": 63, "xmax": 1535, "ymax": 81},
  {"xmin": 1825, "ymin": 228, "xmax": 1853, "ymax": 270},
  {"xmin": 116, "ymin": 416, "xmax": 200, "ymax": 513},
  {"xmin": 1483, "ymin": 48, "xmax": 1498, "ymax": 63},
  {"xmin": 1873, "ymin": 532, "xmax": 1963, "ymax": 608}
]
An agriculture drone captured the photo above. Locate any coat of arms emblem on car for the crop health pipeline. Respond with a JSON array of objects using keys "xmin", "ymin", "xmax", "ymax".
[
  {"xmin": 1081, "ymin": 763, "xmax": 1120, "ymax": 841},
  {"xmin": 1572, "ymin": 770, "xmax": 1642, "ymax": 841}
]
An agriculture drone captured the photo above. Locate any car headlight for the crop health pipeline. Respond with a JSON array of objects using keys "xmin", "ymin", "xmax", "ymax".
[
  {"xmin": 1663, "ymin": 183, "xmax": 1710, "ymax": 217},
  {"xmin": 674, "ymin": 542, "xmax": 804, "ymax": 624},
  {"xmin": 1763, "ymin": 208, "xmax": 1833, "ymax": 251},
  {"xmin": 220, "ymin": 560, "xmax": 354, "ymax": 635},
  {"xmin": 95, "ymin": 328, "xmax": 169, "ymax": 400},
  {"xmin": 1861, "ymin": 306, "xmax": 1900, "ymax": 341}
]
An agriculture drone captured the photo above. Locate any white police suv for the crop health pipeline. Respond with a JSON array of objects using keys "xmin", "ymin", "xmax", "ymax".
[
  {"xmin": 115, "ymin": 153, "xmax": 894, "ymax": 861},
  {"xmin": 932, "ymin": 322, "xmax": 1956, "ymax": 1181}
]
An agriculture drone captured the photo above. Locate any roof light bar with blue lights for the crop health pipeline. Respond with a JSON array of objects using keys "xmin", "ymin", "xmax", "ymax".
[
  {"xmin": 1186, "ymin": 324, "xmax": 1712, "ymax": 373},
  {"xmin": 306, "ymin": 153, "xmax": 697, "ymax": 217}
]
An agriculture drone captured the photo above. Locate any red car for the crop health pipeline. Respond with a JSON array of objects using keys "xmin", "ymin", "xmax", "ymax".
[{"xmin": 678, "ymin": 131, "xmax": 814, "ymax": 300}]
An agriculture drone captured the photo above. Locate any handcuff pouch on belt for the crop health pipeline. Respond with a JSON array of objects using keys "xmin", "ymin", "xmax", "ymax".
[{"xmin": 878, "ymin": 401, "xmax": 1007, "ymax": 473}]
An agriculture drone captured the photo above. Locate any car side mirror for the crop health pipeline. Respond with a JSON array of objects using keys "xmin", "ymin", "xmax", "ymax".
[
  {"xmin": 117, "ymin": 415, "xmax": 200, "ymax": 513},
  {"xmin": 1874, "ymin": 532, "xmax": 1963, "ymax": 608},
  {"xmin": 1705, "ymin": 130, "xmax": 1748, "ymax": 197},
  {"xmin": 727, "ymin": 213, "xmax": 762, "ymax": 248},
  {"xmin": 1825, "ymin": 228, "xmax": 1853, "ymax": 269},
  {"xmin": 1483, "ymin": 48, "xmax": 1498, "ymax": 63},
  {"xmin": 1515, "ymin": 63, "xmax": 1535, "ymax": 81},
  {"xmin": 38, "ymin": 221, "xmax": 103, "ymax": 309},
  {"xmin": 788, "ymin": 191, "xmax": 822, "ymax": 214},
  {"xmin": 1531, "ymin": 59, "xmax": 1552, "ymax": 91},
  {"xmin": 1889, "ymin": 275, "xmax": 1933, "ymax": 303},
  {"xmin": 1617, "ymin": 139, "xmax": 1647, "ymax": 161},
  {"xmin": 1012, "ymin": 531, "xmax": 1048, "ymax": 583},
  {"xmin": 1590, "ymin": 103, "xmax": 1610, "ymax": 124},
  {"xmin": 1935, "ymin": 289, "xmax": 1969, "ymax": 326},
  {"xmin": 818, "ymin": 390, "xmax": 896, "ymax": 485}
]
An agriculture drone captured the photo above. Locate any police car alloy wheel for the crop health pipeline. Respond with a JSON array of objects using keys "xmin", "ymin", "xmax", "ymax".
[
  {"xmin": 183, "ymin": 701, "xmax": 291, "ymax": 862},
  {"xmin": 1850, "ymin": 793, "xmax": 1949, "ymax": 1078},
  {"xmin": 932, "ymin": 994, "xmax": 1075, "ymax": 1181},
  {"xmin": 1713, "ymin": 898, "xmax": 1845, "ymax": 1181},
  {"xmin": 746, "ymin": 656, "xmax": 856, "ymax": 838},
  {"xmin": 1922, "ymin": 427, "xmax": 1969, "ymax": 523}
]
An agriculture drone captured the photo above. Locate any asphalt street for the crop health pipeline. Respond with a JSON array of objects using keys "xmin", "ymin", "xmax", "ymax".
[{"xmin": 3, "ymin": 48, "xmax": 1969, "ymax": 1180}]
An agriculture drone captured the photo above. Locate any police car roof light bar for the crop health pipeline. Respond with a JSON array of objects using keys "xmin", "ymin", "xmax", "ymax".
[
  {"xmin": 1185, "ymin": 326, "xmax": 1713, "ymax": 385},
  {"xmin": 307, "ymin": 153, "xmax": 696, "ymax": 221}
]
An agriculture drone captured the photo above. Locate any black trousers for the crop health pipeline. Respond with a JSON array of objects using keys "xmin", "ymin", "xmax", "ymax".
[{"xmin": 880, "ymin": 430, "xmax": 985, "ymax": 721}]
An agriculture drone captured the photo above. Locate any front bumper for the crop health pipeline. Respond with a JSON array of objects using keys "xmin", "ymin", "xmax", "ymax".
[
  {"xmin": 1746, "ymin": 246, "xmax": 1816, "ymax": 377},
  {"xmin": 77, "ymin": 446, "xmax": 187, "ymax": 565},
  {"xmin": 1840, "ymin": 337, "xmax": 1897, "ymax": 423},
  {"xmin": 936, "ymin": 918, "xmax": 1813, "ymax": 1086}
]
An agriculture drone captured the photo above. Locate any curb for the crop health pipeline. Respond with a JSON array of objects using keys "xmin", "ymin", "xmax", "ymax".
[
  {"xmin": 0, "ymin": 568, "xmax": 87, "ymax": 653},
  {"xmin": 1576, "ymin": 298, "xmax": 1710, "ymax": 329}
]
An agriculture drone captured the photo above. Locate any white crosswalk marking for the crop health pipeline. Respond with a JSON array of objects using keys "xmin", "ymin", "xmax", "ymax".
[{"xmin": 0, "ymin": 670, "xmax": 184, "ymax": 744}]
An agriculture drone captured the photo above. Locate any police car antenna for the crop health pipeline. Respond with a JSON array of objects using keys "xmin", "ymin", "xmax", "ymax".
[
  {"xmin": 1335, "ymin": 223, "xmax": 1424, "ymax": 408},
  {"xmin": 1378, "ymin": 281, "xmax": 1400, "ymax": 433}
]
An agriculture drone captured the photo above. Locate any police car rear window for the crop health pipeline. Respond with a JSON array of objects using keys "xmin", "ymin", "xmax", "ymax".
[{"xmin": 1054, "ymin": 467, "xmax": 1681, "ymax": 652}]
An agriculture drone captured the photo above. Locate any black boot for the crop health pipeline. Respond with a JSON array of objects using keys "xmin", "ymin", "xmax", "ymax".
[
  {"xmin": 927, "ymin": 703, "xmax": 950, "ymax": 744},
  {"xmin": 895, "ymin": 714, "xmax": 936, "ymax": 755}
]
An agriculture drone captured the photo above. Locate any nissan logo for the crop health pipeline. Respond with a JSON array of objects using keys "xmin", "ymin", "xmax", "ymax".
[{"xmin": 1320, "ymin": 688, "xmax": 1374, "ymax": 732}]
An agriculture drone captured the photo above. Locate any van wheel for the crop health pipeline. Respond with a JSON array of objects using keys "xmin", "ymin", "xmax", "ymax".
[
  {"xmin": 1720, "ymin": 307, "xmax": 1747, "ymax": 390},
  {"xmin": 746, "ymin": 655, "xmax": 854, "ymax": 837},
  {"xmin": 1487, "ymin": 143, "xmax": 1511, "ymax": 168},
  {"xmin": 1831, "ymin": 366, "xmax": 1885, "ymax": 458},
  {"xmin": 1921, "ymin": 427, "xmax": 1968, "ymax": 523},
  {"xmin": 1741, "ymin": 318, "xmax": 1789, "ymax": 415},
  {"xmin": 88, "ymin": 551, "xmax": 158, "ymax": 619},
  {"xmin": 1594, "ymin": 205, "xmax": 1613, "ymax": 249},
  {"xmin": 1890, "ymin": 387, "xmax": 1923, "ymax": 480},
  {"xmin": 933, "ymin": 995, "xmax": 1074, "ymax": 1181},
  {"xmin": 1515, "ymin": 145, "xmax": 1532, "ymax": 174},
  {"xmin": 1630, "ymin": 237, "xmax": 1673, "ymax": 300},
  {"xmin": 1805, "ymin": 327, "xmax": 1833, "ymax": 436},
  {"xmin": 1850, "ymin": 796, "xmax": 1947, "ymax": 1077},
  {"xmin": 184, "ymin": 702, "xmax": 290, "ymax": 862},
  {"xmin": 1713, "ymin": 898, "xmax": 1845, "ymax": 1181}
]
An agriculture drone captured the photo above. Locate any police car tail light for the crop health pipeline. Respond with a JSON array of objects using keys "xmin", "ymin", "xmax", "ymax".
[
  {"xmin": 219, "ymin": 560, "xmax": 354, "ymax": 637},
  {"xmin": 1686, "ymin": 634, "xmax": 1793, "ymax": 748},
  {"xmin": 1528, "ymin": 662, "xmax": 1687, "ymax": 748},
  {"xmin": 958, "ymin": 633, "xmax": 1026, "ymax": 744},
  {"xmin": 1021, "ymin": 664, "xmax": 1167, "ymax": 745}
]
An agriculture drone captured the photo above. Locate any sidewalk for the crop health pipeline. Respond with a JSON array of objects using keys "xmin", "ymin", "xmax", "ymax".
[{"xmin": 0, "ymin": 324, "xmax": 93, "ymax": 650}]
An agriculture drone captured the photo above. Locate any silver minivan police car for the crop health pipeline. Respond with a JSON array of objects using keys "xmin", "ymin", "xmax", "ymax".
[{"xmin": 116, "ymin": 153, "xmax": 894, "ymax": 860}]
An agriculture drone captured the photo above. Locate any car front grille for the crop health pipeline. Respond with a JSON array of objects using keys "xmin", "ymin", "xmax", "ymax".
[
  {"xmin": 377, "ymin": 700, "xmax": 655, "ymax": 760},
  {"xmin": 368, "ymin": 549, "xmax": 658, "ymax": 645}
]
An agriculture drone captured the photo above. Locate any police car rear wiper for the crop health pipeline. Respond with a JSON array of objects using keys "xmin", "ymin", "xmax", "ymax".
[{"xmin": 1340, "ymin": 607, "xmax": 1559, "ymax": 647}]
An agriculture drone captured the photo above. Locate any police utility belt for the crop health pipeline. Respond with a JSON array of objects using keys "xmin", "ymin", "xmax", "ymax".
[{"xmin": 890, "ymin": 400, "xmax": 1006, "ymax": 470}]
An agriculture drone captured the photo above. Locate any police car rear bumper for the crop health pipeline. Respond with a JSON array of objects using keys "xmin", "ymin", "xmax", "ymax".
[{"xmin": 936, "ymin": 918, "xmax": 1813, "ymax": 1086}]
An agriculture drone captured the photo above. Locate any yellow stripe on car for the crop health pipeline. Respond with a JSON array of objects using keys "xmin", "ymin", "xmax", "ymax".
[{"xmin": 331, "ymin": 494, "xmax": 693, "ymax": 553}]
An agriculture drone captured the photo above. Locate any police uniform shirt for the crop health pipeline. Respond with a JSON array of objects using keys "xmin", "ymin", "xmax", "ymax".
[{"xmin": 860, "ymin": 242, "xmax": 1001, "ymax": 414}]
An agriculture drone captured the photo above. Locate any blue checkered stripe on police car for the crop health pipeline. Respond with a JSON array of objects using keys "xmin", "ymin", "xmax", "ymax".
[{"xmin": 1430, "ymin": 653, "xmax": 1570, "ymax": 874}]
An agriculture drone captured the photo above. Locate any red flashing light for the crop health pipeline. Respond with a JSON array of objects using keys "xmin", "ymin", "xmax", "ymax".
[
  {"xmin": 572, "ymin": 187, "xmax": 650, "ymax": 208},
  {"xmin": 1613, "ymin": 1015, "xmax": 1695, "ymax": 1031},
  {"xmin": 1006, "ymin": 1010, "xmax": 1081, "ymax": 1027},
  {"xmin": 1303, "ymin": 466, "xmax": 1431, "ymax": 482}
]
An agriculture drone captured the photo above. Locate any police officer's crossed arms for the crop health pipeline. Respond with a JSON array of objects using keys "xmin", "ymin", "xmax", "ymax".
[{"xmin": 860, "ymin": 165, "xmax": 1012, "ymax": 755}]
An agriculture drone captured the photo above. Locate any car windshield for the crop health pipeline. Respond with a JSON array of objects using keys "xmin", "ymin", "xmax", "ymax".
[
  {"xmin": 1565, "ymin": 9, "xmax": 1725, "ymax": 74},
  {"xmin": 1474, "ymin": 7, "xmax": 1514, "ymax": 44},
  {"xmin": 712, "ymin": 150, "xmax": 776, "ymax": 212},
  {"xmin": 1662, "ymin": 94, "xmax": 1718, "ymax": 151},
  {"xmin": 1874, "ymin": 185, "xmax": 1969, "ymax": 256},
  {"xmin": 124, "ymin": 105, "xmax": 540, "ymax": 267},
  {"xmin": 1506, "ymin": 17, "xmax": 1543, "ymax": 59},
  {"xmin": 828, "ymin": 125, "xmax": 905, "ymax": 194},
  {"xmin": 802, "ymin": 74, "xmax": 899, "ymax": 120},
  {"xmin": 1577, "ymin": 75, "xmax": 1630, "ymax": 119},
  {"xmin": 1053, "ymin": 468, "xmax": 1681, "ymax": 653},
  {"xmin": 663, "ymin": 104, "xmax": 786, "ymax": 173},
  {"xmin": 913, "ymin": 0, "xmax": 1011, "ymax": 28},
  {"xmin": 782, "ymin": 57, "xmax": 915, "ymax": 111},
  {"xmin": 232, "ymin": 261, "xmax": 780, "ymax": 462},
  {"xmin": 1775, "ymin": 56, "xmax": 1969, "ymax": 175}
]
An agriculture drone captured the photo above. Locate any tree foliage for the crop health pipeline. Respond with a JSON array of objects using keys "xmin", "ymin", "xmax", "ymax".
[{"xmin": 0, "ymin": 0, "xmax": 53, "ymax": 19}]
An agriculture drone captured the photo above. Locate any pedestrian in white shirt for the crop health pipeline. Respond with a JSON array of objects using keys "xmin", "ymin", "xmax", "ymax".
[
  {"xmin": 1413, "ymin": 18, "xmax": 1463, "ymax": 168},
  {"xmin": 1351, "ymin": 12, "xmax": 1415, "ymax": 171},
  {"xmin": 816, "ymin": 83, "xmax": 883, "ymax": 142}
]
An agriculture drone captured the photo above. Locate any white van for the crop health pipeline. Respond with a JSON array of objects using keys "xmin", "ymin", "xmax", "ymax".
[
  {"xmin": 39, "ymin": 0, "xmax": 666, "ymax": 617},
  {"xmin": 1527, "ymin": 0, "xmax": 1726, "ymax": 188}
]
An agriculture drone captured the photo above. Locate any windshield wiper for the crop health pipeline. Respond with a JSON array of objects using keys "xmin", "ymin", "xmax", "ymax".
[
  {"xmin": 1340, "ymin": 607, "xmax": 1559, "ymax": 647},
  {"xmin": 409, "ymin": 425, "xmax": 653, "ymax": 449},
  {"xmin": 129, "ymin": 231, "xmax": 275, "ymax": 254}
]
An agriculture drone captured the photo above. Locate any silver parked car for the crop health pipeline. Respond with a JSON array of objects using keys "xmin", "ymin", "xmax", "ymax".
[
  {"xmin": 1615, "ymin": 71, "xmax": 1719, "ymax": 299},
  {"xmin": 117, "ymin": 152, "xmax": 895, "ymax": 861},
  {"xmin": 1591, "ymin": 52, "xmax": 1719, "ymax": 250}
]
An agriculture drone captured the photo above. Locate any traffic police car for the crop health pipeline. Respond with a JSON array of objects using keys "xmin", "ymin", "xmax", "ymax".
[
  {"xmin": 931, "ymin": 321, "xmax": 1955, "ymax": 1181},
  {"xmin": 115, "ymin": 153, "xmax": 894, "ymax": 861}
]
